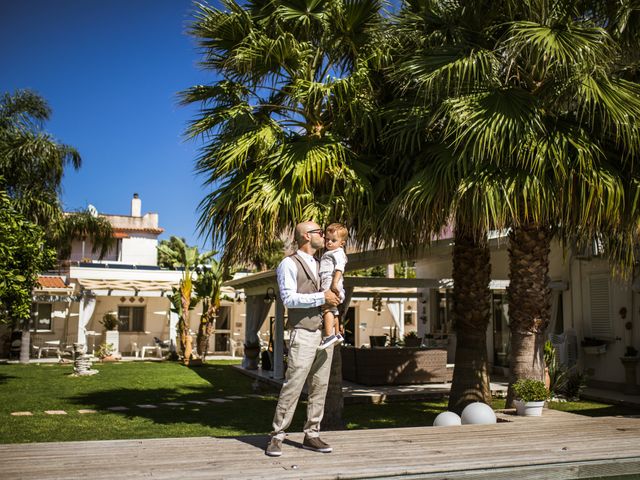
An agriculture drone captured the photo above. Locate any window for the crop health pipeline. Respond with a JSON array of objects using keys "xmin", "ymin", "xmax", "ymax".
[
  {"xmin": 404, "ymin": 312, "xmax": 414, "ymax": 326},
  {"xmin": 30, "ymin": 303, "xmax": 52, "ymax": 332},
  {"xmin": 589, "ymin": 274, "xmax": 612, "ymax": 338},
  {"xmin": 215, "ymin": 306, "xmax": 231, "ymax": 330},
  {"xmin": 118, "ymin": 306, "xmax": 144, "ymax": 332}
]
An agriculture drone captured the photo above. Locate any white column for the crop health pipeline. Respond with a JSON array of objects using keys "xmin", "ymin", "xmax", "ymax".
[
  {"xmin": 76, "ymin": 295, "xmax": 96, "ymax": 346},
  {"xmin": 273, "ymin": 298, "xmax": 285, "ymax": 380},
  {"xmin": 169, "ymin": 310, "xmax": 179, "ymax": 352}
]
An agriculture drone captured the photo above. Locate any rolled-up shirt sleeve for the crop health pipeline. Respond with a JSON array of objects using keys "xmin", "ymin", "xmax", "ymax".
[
  {"xmin": 277, "ymin": 257, "xmax": 325, "ymax": 309},
  {"xmin": 333, "ymin": 249, "xmax": 347, "ymax": 272}
]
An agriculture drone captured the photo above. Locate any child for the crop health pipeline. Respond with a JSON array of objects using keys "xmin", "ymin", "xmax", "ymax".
[{"xmin": 318, "ymin": 223, "xmax": 348, "ymax": 350}]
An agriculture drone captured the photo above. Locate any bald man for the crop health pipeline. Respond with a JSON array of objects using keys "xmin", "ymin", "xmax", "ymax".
[{"xmin": 265, "ymin": 221, "xmax": 341, "ymax": 457}]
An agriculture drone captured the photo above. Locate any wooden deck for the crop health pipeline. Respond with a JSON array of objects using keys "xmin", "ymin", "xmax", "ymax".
[{"xmin": 2, "ymin": 409, "xmax": 640, "ymax": 479}]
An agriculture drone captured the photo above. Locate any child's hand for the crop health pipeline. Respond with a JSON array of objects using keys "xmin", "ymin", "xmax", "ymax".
[{"xmin": 331, "ymin": 286, "xmax": 340, "ymax": 296}]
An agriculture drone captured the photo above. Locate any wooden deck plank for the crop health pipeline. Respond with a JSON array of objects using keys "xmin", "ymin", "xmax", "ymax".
[{"xmin": 2, "ymin": 411, "xmax": 640, "ymax": 479}]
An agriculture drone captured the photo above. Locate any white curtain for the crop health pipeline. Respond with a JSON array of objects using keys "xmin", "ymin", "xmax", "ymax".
[
  {"xmin": 387, "ymin": 301, "xmax": 405, "ymax": 339},
  {"xmin": 244, "ymin": 295, "xmax": 272, "ymax": 346},
  {"xmin": 169, "ymin": 310, "xmax": 179, "ymax": 352},
  {"xmin": 76, "ymin": 295, "xmax": 96, "ymax": 345}
]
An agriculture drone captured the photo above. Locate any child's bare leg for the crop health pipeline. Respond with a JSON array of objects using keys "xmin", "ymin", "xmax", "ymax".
[{"xmin": 323, "ymin": 311, "xmax": 335, "ymax": 337}]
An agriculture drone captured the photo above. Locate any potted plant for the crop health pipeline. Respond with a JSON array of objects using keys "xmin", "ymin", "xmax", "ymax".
[
  {"xmin": 403, "ymin": 331, "xmax": 421, "ymax": 348},
  {"xmin": 512, "ymin": 378, "xmax": 550, "ymax": 416},
  {"xmin": 100, "ymin": 312, "xmax": 120, "ymax": 357},
  {"xmin": 243, "ymin": 341, "xmax": 261, "ymax": 370},
  {"xmin": 95, "ymin": 343, "xmax": 116, "ymax": 362},
  {"xmin": 100, "ymin": 312, "xmax": 118, "ymax": 331}
]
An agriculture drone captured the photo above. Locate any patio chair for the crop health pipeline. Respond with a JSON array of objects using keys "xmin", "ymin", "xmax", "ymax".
[{"xmin": 131, "ymin": 342, "xmax": 141, "ymax": 358}]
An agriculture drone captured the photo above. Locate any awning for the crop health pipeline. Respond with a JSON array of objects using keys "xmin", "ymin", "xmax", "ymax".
[{"xmin": 76, "ymin": 278, "xmax": 236, "ymax": 298}]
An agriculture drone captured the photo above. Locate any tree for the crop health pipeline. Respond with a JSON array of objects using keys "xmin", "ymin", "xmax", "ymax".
[
  {"xmin": 0, "ymin": 189, "xmax": 55, "ymax": 363},
  {"xmin": 158, "ymin": 236, "xmax": 189, "ymax": 268},
  {"xmin": 382, "ymin": 0, "xmax": 640, "ymax": 410},
  {"xmin": 0, "ymin": 89, "xmax": 113, "ymax": 360},
  {"xmin": 183, "ymin": 0, "xmax": 386, "ymax": 427},
  {"xmin": 0, "ymin": 90, "xmax": 80, "ymax": 227},
  {"xmin": 182, "ymin": 0, "xmax": 382, "ymax": 266},
  {"xmin": 193, "ymin": 261, "xmax": 227, "ymax": 361},
  {"xmin": 158, "ymin": 236, "xmax": 214, "ymax": 359}
]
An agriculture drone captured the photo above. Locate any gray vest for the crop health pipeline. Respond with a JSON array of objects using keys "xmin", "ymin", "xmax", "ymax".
[{"xmin": 286, "ymin": 253, "xmax": 323, "ymax": 331}]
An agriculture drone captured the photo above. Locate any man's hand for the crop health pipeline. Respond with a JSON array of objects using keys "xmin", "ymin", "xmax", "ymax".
[{"xmin": 324, "ymin": 289, "xmax": 340, "ymax": 307}]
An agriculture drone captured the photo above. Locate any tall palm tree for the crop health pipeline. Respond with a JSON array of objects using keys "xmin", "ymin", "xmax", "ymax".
[
  {"xmin": 183, "ymin": 0, "xmax": 386, "ymax": 421},
  {"xmin": 0, "ymin": 90, "xmax": 113, "ymax": 362},
  {"xmin": 0, "ymin": 90, "xmax": 80, "ymax": 227},
  {"xmin": 158, "ymin": 236, "xmax": 214, "ymax": 359},
  {"xmin": 383, "ymin": 0, "xmax": 640, "ymax": 410},
  {"xmin": 193, "ymin": 261, "xmax": 226, "ymax": 360},
  {"xmin": 181, "ymin": 0, "xmax": 383, "ymax": 265}
]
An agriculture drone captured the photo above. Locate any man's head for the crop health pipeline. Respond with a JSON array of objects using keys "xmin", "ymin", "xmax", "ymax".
[
  {"xmin": 294, "ymin": 221, "xmax": 325, "ymax": 251},
  {"xmin": 324, "ymin": 223, "xmax": 348, "ymax": 251}
]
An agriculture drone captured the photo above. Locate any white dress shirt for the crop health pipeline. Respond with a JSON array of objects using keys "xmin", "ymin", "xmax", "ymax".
[{"xmin": 277, "ymin": 250, "xmax": 326, "ymax": 309}]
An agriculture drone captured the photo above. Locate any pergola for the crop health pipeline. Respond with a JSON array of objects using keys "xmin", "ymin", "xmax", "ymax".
[{"xmin": 225, "ymin": 246, "xmax": 443, "ymax": 379}]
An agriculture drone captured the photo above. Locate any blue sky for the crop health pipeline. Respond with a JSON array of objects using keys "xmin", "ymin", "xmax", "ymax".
[{"xmin": 2, "ymin": 0, "xmax": 219, "ymax": 249}]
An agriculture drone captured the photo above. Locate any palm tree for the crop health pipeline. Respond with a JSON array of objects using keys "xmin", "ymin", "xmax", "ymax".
[
  {"xmin": 193, "ymin": 261, "xmax": 226, "ymax": 361},
  {"xmin": 0, "ymin": 90, "xmax": 113, "ymax": 362},
  {"xmin": 383, "ymin": 0, "xmax": 640, "ymax": 410},
  {"xmin": 183, "ymin": 0, "xmax": 386, "ymax": 421},
  {"xmin": 0, "ymin": 90, "xmax": 80, "ymax": 227},
  {"xmin": 181, "ymin": 0, "xmax": 383, "ymax": 265},
  {"xmin": 158, "ymin": 236, "xmax": 215, "ymax": 359}
]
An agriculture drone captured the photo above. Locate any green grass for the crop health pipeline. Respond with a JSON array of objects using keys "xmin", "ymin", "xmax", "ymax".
[{"xmin": 1, "ymin": 361, "xmax": 638, "ymax": 444}]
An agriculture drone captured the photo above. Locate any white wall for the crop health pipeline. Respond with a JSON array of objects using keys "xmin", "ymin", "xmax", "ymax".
[{"xmin": 121, "ymin": 235, "xmax": 158, "ymax": 266}]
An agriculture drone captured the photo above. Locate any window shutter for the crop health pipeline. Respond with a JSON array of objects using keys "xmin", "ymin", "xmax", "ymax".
[{"xmin": 589, "ymin": 275, "xmax": 612, "ymax": 338}]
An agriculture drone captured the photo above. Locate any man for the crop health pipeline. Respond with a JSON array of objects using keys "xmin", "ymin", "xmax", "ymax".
[{"xmin": 265, "ymin": 221, "xmax": 341, "ymax": 457}]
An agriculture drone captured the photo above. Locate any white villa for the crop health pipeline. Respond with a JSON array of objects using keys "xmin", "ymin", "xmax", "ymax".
[
  {"xmin": 1, "ymin": 194, "xmax": 245, "ymax": 359},
  {"xmin": 231, "ymin": 234, "xmax": 640, "ymax": 394},
  {"xmin": 1, "ymin": 194, "xmax": 637, "ymax": 395}
]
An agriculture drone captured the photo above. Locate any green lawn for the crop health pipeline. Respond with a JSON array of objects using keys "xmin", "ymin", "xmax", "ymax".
[{"xmin": 0, "ymin": 361, "xmax": 638, "ymax": 444}]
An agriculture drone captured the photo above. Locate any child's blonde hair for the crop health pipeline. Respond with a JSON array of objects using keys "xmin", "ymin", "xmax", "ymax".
[{"xmin": 326, "ymin": 223, "xmax": 348, "ymax": 242}]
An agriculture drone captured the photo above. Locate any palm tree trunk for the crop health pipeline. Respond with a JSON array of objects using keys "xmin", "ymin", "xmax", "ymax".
[
  {"xmin": 322, "ymin": 345, "xmax": 344, "ymax": 430},
  {"xmin": 447, "ymin": 229, "xmax": 492, "ymax": 413},
  {"xmin": 196, "ymin": 298, "xmax": 211, "ymax": 359},
  {"xmin": 19, "ymin": 323, "xmax": 31, "ymax": 364},
  {"xmin": 506, "ymin": 223, "xmax": 551, "ymax": 406}
]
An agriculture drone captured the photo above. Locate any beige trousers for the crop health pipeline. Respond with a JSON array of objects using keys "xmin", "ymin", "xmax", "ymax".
[{"xmin": 271, "ymin": 328, "xmax": 334, "ymax": 440}]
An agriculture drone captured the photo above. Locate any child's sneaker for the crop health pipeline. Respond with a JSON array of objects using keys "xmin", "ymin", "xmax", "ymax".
[
  {"xmin": 335, "ymin": 334, "xmax": 344, "ymax": 345},
  {"xmin": 318, "ymin": 335, "xmax": 339, "ymax": 350}
]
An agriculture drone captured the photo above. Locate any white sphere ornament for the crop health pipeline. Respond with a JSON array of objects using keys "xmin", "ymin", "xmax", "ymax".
[
  {"xmin": 433, "ymin": 411, "xmax": 462, "ymax": 427},
  {"xmin": 461, "ymin": 402, "xmax": 497, "ymax": 425}
]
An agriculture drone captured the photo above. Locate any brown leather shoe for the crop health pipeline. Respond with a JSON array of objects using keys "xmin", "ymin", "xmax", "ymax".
[
  {"xmin": 302, "ymin": 435, "xmax": 332, "ymax": 453},
  {"xmin": 265, "ymin": 436, "xmax": 282, "ymax": 457}
]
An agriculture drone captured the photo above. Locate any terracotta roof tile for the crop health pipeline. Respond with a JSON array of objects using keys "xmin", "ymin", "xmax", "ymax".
[
  {"xmin": 113, "ymin": 227, "xmax": 164, "ymax": 234},
  {"xmin": 37, "ymin": 276, "xmax": 67, "ymax": 289}
]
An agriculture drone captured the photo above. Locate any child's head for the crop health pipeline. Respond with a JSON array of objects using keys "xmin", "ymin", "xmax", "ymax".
[{"xmin": 324, "ymin": 223, "xmax": 348, "ymax": 251}]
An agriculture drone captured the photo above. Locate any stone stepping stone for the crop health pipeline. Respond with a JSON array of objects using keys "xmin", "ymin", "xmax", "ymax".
[
  {"xmin": 161, "ymin": 402, "xmax": 185, "ymax": 406},
  {"xmin": 107, "ymin": 406, "xmax": 129, "ymax": 411},
  {"xmin": 11, "ymin": 411, "xmax": 33, "ymax": 416},
  {"xmin": 136, "ymin": 404, "xmax": 158, "ymax": 409},
  {"xmin": 207, "ymin": 398, "xmax": 231, "ymax": 403},
  {"xmin": 186, "ymin": 400, "xmax": 208, "ymax": 405},
  {"xmin": 44, "ymin": 410, "xmax": 67, "ymax": 415},
  {"xmin": 78, "ymin": 409, "xmax": 97, "ymax": 414},
  {"xmin": 225, "ymin": 395, "xmax": 245, "ymax": 400}
]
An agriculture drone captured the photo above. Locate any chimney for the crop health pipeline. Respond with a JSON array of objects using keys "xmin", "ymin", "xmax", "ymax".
[{"xmin": 131, "ymin": 193, "xmax": 141, "ymax": 217}]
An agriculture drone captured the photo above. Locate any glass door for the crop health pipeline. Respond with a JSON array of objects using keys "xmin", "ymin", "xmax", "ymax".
[{"xmin": 212, "ymin": 306, "xmax": 231, "ymax": 353}]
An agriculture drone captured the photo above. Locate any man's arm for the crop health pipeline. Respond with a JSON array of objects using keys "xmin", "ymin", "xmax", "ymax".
[{"xmin": 277, "ymin": 258, "xmax": 325, "ymax": 308}]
